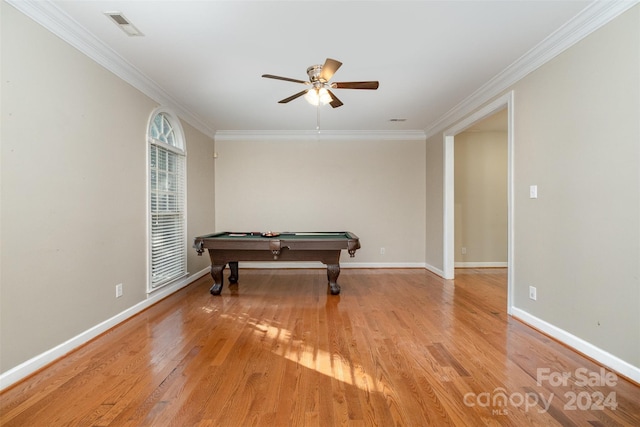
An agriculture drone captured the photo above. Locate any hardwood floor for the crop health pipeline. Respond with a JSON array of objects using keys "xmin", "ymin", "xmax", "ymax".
[{"xmin": 2, "ymin": 268, "xmax": 639, "ymax": 426}]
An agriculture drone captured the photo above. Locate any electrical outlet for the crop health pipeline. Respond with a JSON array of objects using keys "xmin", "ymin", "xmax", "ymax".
[
  {"xmin": 116, "ymin": 283, "xmax": 123, "ymax": 298},
  {"xmin": 380, "ymin": 247, "xmax": 385, "ymax": 255},
  {"xmin": 461, "ymin": 247, "xmax": 467, "ymax": 255},
  {"xmin": 529, "ymin": 286, "xmax": 537, "ymax": 301}
]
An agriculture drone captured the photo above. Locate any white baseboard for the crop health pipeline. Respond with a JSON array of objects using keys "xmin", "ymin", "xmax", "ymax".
[
  {"xmin": 425, "ymin": 263, "xmax": 446, "ymax": 278},
  {"xmin": 0, "ymin": 268, "xmax": 210, "ymax": 391},
  {"xmin": 511, "ymin": 307, "xmax": 640, "ymax": 384},
  {"xmin": 454, "ymin": 262, "xmax": 508, "ymax": 268}
]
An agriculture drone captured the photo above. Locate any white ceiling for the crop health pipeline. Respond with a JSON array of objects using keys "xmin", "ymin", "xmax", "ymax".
[{"xmin": 20, "ymin": 1, "xmax": 597, "ymax": 135}]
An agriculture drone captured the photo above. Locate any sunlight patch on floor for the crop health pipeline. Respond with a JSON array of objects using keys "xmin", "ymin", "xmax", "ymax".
[{"xmin": 246, "ymin": 317, "xmax": 383, "ymax": 394}]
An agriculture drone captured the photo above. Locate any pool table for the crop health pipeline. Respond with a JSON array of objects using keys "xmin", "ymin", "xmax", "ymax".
[{"xmin": 193, "ymin": 231, "xmax": 360, "ymax": 295}]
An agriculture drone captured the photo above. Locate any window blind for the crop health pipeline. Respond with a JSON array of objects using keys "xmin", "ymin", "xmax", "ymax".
[{"xmin": 149, "ymin": 116, "xmax": 186, "ymax": 290}]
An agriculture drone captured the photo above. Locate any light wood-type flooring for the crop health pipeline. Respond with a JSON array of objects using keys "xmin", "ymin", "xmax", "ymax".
[{"xmin": 1, "ymin": 268, "xmax": 639, "ymax": 426}]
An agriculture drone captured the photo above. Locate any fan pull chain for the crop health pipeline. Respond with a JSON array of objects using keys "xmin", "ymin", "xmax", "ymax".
[{"xmin": 316, "ymin": 103, "xmax": 321, "ymax": 132}]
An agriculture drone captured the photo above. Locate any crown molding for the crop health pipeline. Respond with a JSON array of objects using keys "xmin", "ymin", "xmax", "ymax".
[
  {"xmin": 214, "ymin": 129, "xmax": 426, "ymax": 142},
  {"xmin": 5, "ymin": 0, "xmax": 217, "ymax": 140},
  {"xmin": 424, "ymin": 0, "xmax": 639, "ymax": 139}
]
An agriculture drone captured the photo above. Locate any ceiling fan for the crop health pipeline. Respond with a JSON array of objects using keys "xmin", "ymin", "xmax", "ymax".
[{"xmin": 262, "ymin": 58, "xmax": 379, "ymax": 108}]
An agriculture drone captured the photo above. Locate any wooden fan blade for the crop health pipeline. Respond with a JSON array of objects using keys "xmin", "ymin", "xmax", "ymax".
[
  {"xmin": 327, "ymin": 89, "xmax": 343, "ymax": 108},
  {"xmin": 319, "ymin": 58, "xmax": 342, "ymax": 82},
  {"xmin": 332, "ymin": 81, "xmax": 379, "ymax": 90},
  {"xmin": 278, "ymin": 90, "xmax": 308, "ymax": 104},
  {"xmin": 262, "ymin": 74, "xmax": 309, "ymax": 85}
]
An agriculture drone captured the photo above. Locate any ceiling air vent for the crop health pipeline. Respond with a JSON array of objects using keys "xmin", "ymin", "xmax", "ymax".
[{"xmin": 104, "ymin": 12, "xmax": 143, "ymax": 37}]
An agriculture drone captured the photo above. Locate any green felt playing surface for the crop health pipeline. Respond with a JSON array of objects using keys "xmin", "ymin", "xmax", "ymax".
[{"xmin": 214, "ymin": 232, "xmax": 350, "ymax": 240}]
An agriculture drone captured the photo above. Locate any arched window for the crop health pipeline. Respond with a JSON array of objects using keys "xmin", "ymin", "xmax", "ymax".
[{"xmin": 147, "ymin": 108, "xmax": 186, "ymax": 291}]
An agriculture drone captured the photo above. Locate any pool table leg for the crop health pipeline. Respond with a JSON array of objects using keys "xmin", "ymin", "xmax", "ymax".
[
  {"xmin": 326, "ymin": 264, "xmax": 341, "ymax": 295},
  {"xmin": 210, "ymin": 264, "xmax": 224, "ymax": 295},
  {"xmin": 228, "ymin": 261, "xmax": 239, "ymax": 284}
]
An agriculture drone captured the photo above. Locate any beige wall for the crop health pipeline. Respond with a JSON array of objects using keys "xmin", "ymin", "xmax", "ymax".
[
  {"xmin": 185, "ymin": 121, "xmax": 217, "ymax": 268},
  {"xmin": 510, "ymin": 5, "xmax": 639, "ymax": 366},
  {"xmin": 426, "ymin": 5, "xmax": 639, "ymax": 367},
  {"xmin": 0, "ymin": 3, "xmax": 214, "ymax": 373},
  {"xmin": 214, "ymin": 137, "xmax": 426, "ymax": 265},
  {"xmin": 454, "ymin": 130, "xmax": 508, "ymax": 264},
  {"xmin": 424, "ymin": 135, "xmax": 444, "ymax": 274}
]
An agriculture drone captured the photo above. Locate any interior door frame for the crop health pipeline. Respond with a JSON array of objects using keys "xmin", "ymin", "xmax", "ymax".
[{"xmin": 442, "ymin": 91, "xmax": 514, "ymax": 314}]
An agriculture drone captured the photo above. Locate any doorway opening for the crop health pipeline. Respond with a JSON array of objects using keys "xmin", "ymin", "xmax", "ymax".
[{"xmin": 443, "ymin": 91, "xmax": 514, "ymax": 313}]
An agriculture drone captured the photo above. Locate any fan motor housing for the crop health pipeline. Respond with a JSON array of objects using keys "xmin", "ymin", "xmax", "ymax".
[{"xmin": 307, "ymin": 65, "xmax": 324, "ymax": 82}]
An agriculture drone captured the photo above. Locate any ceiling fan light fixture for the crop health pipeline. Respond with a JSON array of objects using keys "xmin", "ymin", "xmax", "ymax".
[
  {"xmin": 305, "ymin": 87, "xmax": 332, "ymax": 106},
  {"xmin": 318, "ymin": 88, "xmax": 332, "ymax": 105},
  {"xmin": 304, "ymin": 89, "xmax": 318, "ymax": 105}
]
